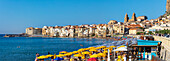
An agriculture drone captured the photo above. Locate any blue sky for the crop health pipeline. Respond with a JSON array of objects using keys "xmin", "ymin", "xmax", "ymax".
[{"xmin": 0, "ymin": 0, "xmax": 166, "ymax": 34}]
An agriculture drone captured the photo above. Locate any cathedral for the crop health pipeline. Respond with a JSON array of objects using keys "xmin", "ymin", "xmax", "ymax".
[{"xmin": 124, "ymin": 13, "xmax": 147, "ymax": 24}]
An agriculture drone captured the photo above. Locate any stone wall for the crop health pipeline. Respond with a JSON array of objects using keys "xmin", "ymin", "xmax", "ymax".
[{"xmin": 153, "ymin": 36, "xmax": 170, "ymax": 61}]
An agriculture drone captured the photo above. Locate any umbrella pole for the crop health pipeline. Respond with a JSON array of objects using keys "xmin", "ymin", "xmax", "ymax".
[
  {"xmin": 107, "ymin": 49, "xmax": 110, "ymax": 61},
  {"xmin": 114, "ymin": 51, "xmax": 115, "ymax": 61}
]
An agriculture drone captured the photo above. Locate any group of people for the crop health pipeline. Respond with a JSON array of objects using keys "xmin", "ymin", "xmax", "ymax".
[{"xmin": 34, "ymin": 45, "xmax": 130, "ymax": 61}]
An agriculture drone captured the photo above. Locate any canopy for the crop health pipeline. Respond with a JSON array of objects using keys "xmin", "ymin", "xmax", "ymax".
[
  {"xmin": 95, "ymin": 46, "xmax": 106, "ymax": 49},
  {"xmin": 64, "ymin": 52, "xmax": 73, "ymax": 56},
  {"xmin": 119, "ymin": 45, "xmax": 125, "ymax": 48},
  {"xmin": 37, "ymin": 55, "xmax": 48, "ymax": 59},
  {"xmin": 56, "ymin": 54, "xmax": 65, "ymax": 57},
  {"xmin": 59, "ymin": 51, "xmax": 68, "ymax": 54},
  {"xmin": 113, "ymin": 46, "xmax": 127, "ymax": 51},
  {"xmin": 82, "ymin": 51, "xmax": 91, "ymax": 55},
  {"xmin": 84, "ymin": 48, "xmax": 90, "ymax": 50},
  {"xmin": 97, "ymin": 53, "xmax": 106, "ymax": 57},
  {"xmin": 100, "ymin": 46, "xmax": 106, "ymax": 48},
  {"xmin": 89, "ymin": 49, "xmax": 97, "ymax": 52},
  {"xmin": 109, "ymin": 46, "xmax": 116, "ymax": 48},
  {"xmin": 73, "ymin": 54, "xmax": 82, "ymax": 57},
  {"xmin": 103, "ymin": 51, "xmax": 111, "ymax": 53},
  {"xmin": 78, "ymin": 48, "xmax": 84, "ymax": 52},
  {"xmin": 46, "ymin": 54, "xmax": 53, "ymax": 57},
  {"xmin": 90, "ymin": 54, "xmax": 100, "ymax": 58},
  {"xmin": 72, "ymin": 51, "xmax": 79, "ymax": 54},
  {"xmin": 88, "ymin": 47, "xmax": 95, "ymax": 49},
  {"xmin": 54, "ymin": 54, "xmax": 56, "ymax": 59}
]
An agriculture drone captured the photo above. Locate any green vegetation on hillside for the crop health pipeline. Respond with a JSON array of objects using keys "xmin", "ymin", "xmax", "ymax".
[{"xmin": 155, "ymin": 30, "xmax": 170, "ymax": 34}]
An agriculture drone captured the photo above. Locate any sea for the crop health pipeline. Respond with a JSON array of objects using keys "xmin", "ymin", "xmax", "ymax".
[{"xmin": 0, "ymin": 34, "xmax": 112, "ymax": 61}]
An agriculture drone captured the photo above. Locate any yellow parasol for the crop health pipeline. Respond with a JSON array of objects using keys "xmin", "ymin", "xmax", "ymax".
[
  {"xmin": 82, "ymin": 51, "xmax": 91, "ymax": 55},
  {"xmin": 46, "ymin": 54, "xmax": 54, "ymax": 57},
  {"xmin": 89, "ymin": 49, "xmax": 97, "ymax": 52},
  {"xmin": 119, "ymin": 45, "xmax": 125, "ymax": 47},
  {"xmin": 88, "ymin": 47, "xmax": 95, "ymax": 49},
  {"xmin": 100, "ymin": 46, "xmax": 106, "ymax": 48},
  {"xmin": 109, "ymin": 46, "xmax": 116, "ymax": 48},
  {"xmin": 37, "ymin": 55, "xmax": 48, "ymax": 59},
  {"xmin": 72, "ymin": 51, "xmax": 79, "ymax": 54},
  {"xmin": 78, "ymin": 48, "xmax": 84, "ymax": 52},
  {"xmin": 103, "ymin": 48, "xmax": 109, "ymax": 50},
  {"xmin": 59, "ymin": 51, "xmax": 68, "ymax": 54},
  {"xmin": 56, "ymin": 54, "xmax": 65, "ymax": 57},
  {"xmin": 95, "ymin": 46, "xmax": 106, "ymax": 49},
  {"xmin": 95, "ymin": 47, "xmax": 101, "ymax": 49},
  {"xmin": 54, "ymin": 54, "xmax": 56, "ymax": 59},
  {"xmin": 84, "ymin": 48, "xmax": 90, "ymax": 50},
  {"xmin": 103, "ymin": 48, "xmax": 112, "ymax": 51},
  {"xmin": 73, "ymin": 54, "xmax": 82, "ymax": 57},
  {"xmin": 90, "ymin": 54, "xmax": 101, "ymax": 58},
  {"xmin": 97, "ymin": 53, "xmax": 106, "ymax": 57},
  {"xmin": 118, "ymin": 55, "xmax": 121, "ymax": 58},
  {"xmin": 118, "ymin": 45, "xmax": 126, "ymax": 49},
  {"xmin": 64, "ymin": 52, "xmax": 73, "ymax": 56},
  {"xmin": 103, "ymin": 51, "xmax": 111, "ymax": 53},
  {"xmin": 81, "ymin": 56, "xmax": 85, "ymax": 59}
]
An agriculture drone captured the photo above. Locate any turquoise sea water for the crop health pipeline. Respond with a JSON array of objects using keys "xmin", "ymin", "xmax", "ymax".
[{"xmin": 0, "ymin": 34, "xmax": 112, "ymax": 61}]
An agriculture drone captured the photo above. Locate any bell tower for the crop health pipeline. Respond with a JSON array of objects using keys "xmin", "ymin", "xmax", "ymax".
[{"xmin": 124, "ymin": 13, "xmax": 129, "ymax": 23}]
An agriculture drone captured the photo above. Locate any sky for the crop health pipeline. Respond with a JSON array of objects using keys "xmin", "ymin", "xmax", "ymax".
[{"xmin": 0, "ymin": 0, "xmax": 166, "ymax": 34}]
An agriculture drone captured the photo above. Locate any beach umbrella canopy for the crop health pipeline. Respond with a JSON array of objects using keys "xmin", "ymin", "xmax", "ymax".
[
  {"xmin": 72, "ymin": 51, "xmax": 79, "ymax": 54},
  {"xmin": 88, "ymin": 58, "xmax": 98, "ymax": 61},
  {"xmin": 95, "ymin": 47, "xmax": 101, "ymax": 49},
  {"xmin": 59, "ymin": 51, "xmax": 68, "ymax": 54},
  {"xmin": 100, "ymin": 46, "xmax": 106, "ymax": 48},
  {"xmin": 54, "ymin": 54, "xmax": 56, "ymax": 59},
  {"xmin": 84, "ymin": 48, "xmax": 90, "ymax": 50},
  {"xmin": 64, "ymin": 52, "xmax": 73, "ymax": 56},
  {"xmin": 54, "ymin": 57, "xmax": 64, "ymax": 60},
  {"xmin": 109, "ymin": 46, "xmax": 116, "ymax": 48},
  {"xmin": 96, "ymin": 46, "xmax": 106, "ymax": 49},
  {"xmin": 89, "ymin": 49, "xmax": 97, "ymax": 52},
  {"xmin": 103, "ymin": 48, "xmax": 111, "ymax": 50},
  {"xmin": 82, "ymin": 51, "xmax": 91, "ymax": 55},
  {"xmin": 97, "ymin": 53, "xmax": 106, "ymax": 57},
  {"xmin": 119, "ymin": 45, "xmax": 125, "ymax": 47},
  {"xmin": 56, "ymin": 54, "xmax": 65, "ymax": 57},
  {"xmin": 103, "ymin": 50, "xmax": 111, "ymax": 53},
  {"xmin": 118, "ymin": 55, "xmax": 121, "ymax": 58},
  {"xmin": 37, "ymin": 55, "xmax": 48, "ymax": 59},
  {"xmin": 78, "ymin": 48, "xmax": 84, "ymax": 52},
  {"xmin": 46, "ymin": 54, "xmax": 54, "ymax": 58},
  {"xmin": 90, "ymin": 54, "xmax": 100, "ymax": 58},
  {"xmin": 73, "ymin": 54, "xmax": 82, "ymax": 57},
  {"xmin": 89, "ymin": 47, "xmax": 95, "ymax": 49},
  {"xmin": 103, "ymin": 51, "xmax": 107, "ymax": 53}
]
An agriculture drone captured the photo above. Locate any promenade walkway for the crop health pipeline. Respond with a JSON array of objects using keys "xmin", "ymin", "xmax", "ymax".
[{"xmin": 153, "ymin": 36, "xmax": 170, "ymax": 61}]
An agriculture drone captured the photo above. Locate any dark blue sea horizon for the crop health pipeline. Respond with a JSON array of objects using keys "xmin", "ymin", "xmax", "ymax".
[{"xmin": 0, "ymin": 35, "xmax": 112, "ymax": 61}]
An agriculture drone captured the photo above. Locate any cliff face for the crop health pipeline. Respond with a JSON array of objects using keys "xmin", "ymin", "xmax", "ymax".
[
  {"xmin": 167, "ymin": 0, "xmax": 170, "ymax": 13},
  {"xmin": 157, "ymin": 0, "xmax": 170, "ymax": 20}
]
